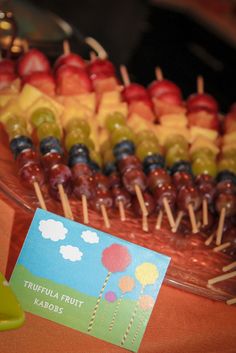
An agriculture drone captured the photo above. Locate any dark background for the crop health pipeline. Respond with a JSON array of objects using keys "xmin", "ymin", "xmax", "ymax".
[{"xmin": 4, "ymin": 0, "xmax": 236, "ymax": 112}]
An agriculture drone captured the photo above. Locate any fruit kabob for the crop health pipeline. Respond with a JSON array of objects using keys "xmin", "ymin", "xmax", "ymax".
[
  {"xmin": 2, "ymin": 114, "xmax": 47, "ymax": 210},
  {"xmin": 30, "ymin": 107, "xmax": 74, "ymax": 219},
  {"xmin": 64, "ymin": 114, "xmax": 116, "ymax": 228}
]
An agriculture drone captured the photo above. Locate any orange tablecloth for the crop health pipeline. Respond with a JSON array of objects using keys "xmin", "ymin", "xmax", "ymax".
[{"xmin": 0, "ymin": 196, "xmax": 236, "ymax": 353}]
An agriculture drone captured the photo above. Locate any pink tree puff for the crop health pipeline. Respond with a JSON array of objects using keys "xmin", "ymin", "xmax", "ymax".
[
  {"xmin": 102, "ymin": 244, "xmax": 131, "ymax": 273},
  {"xmin": 119, "ymin": 276, "xmax": 135, "ymax": 293},
  {"xmin": 105, "ymin": 291, "xmax": 117, "ymax": 303}
]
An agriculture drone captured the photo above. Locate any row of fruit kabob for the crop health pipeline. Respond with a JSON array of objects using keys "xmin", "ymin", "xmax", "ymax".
[{"xmin": 0, "ymin": 43, "xmax": 235, "ymax": 247}]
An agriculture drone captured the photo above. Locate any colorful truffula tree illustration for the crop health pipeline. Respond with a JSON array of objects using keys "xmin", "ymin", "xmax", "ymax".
[
  {"xmin": 131, "ymin": 295, "xmax": 155, "ymax": 344},
  {"xmin": 109, "ymin": 275, "xmax": 135, "ymax": 331},
  {"xmin": 120, "ymin": 262, "xmax": 158, "ymax": 346},
  {"xmin": 87, "ymin": 244, "xmax": 131, "ymax": 332}
]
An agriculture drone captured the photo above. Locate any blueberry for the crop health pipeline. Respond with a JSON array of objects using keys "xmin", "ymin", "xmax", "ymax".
[
  {"xmin": 69, "ymin": 144, "xmax": 89, "ymax": 158},
  {"xmin": 68, "ymin": 153, "xmax": 90, "ymax": 168},
  {"xmin": 89, "ymin": 160, "xmax": 101, "ymax": 172},
  {"xmin": 103, "ymin": 162, "xmax": 117, "ymax": 176},
  {"xmin": 143, "ymin": 154, "xmax": 165, "ymax": 174},
  {"xmin": 40, "ymin": 137, "xmax": 63, "ymax": 155},
  {"xmin": 113, "ymin": 140, "xmax": 135, "ymax": 161},
  {"xmin": 10, "ymin": 136, "xmax": 33, "ymax": 158},
  {"xmin": 216, "ymin": 170, "xmax": 236, "ymax": 185},
  {"xmin": 170, "ymin": 161, "xmax": 192, "ymax": 175}
]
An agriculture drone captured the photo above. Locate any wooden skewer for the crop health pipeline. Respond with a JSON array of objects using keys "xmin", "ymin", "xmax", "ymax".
[
  {"xmin": 213, "ymin": 242, "xmax": 231, "ymax": 253},
  {"xmin": 64, "ymin": 192, "xmax": 74, "ymax": 220},
  {"xmin": 118, "ymin": 201, "xmax": 126, "ymax": 222},
  {"xmin": 58, "ymin": 184, "xmax": 70, "ymax": 219},
  {"xmin": 216, "ymin": 207, "xmax": 226, "ymax": 245},
  {"xmin": 197, "ymin": 75, "xmax": 204, "ymax": 94},
  {"xmin": 226, "ymin": 297, "xmax": 236, "ymax": 305},
  {"xmin": 100, "ymin": 204, "xmax": 110, "ymax": 228},
  {"xmin": 172, "ymin": 211, "xmax": 184, "ymax": 233},
  {"xmin": 120, "ymin": 65, "xmax": 130, "ymax": 87},
  {"xmin": 208, "ymin": 271, "xmax": 236, "ymax": 286},
  {"xmin": 223, "ymin": 261, "xmax": 236, "ymax": 273},
  {"xmin": 163, "ymin": 197, "xmax": 176, "ymax": 230},
  {"xmin": 155, "ymin": 210, "xmax": 163, "ymax": 230},
  {"xmin": 82, "ymin": 194, "xmax": 89, "ymax": 224},
  {"xmin": 89, "ymin": 51, "xmax": 97, "ymax": 61},
  {"xmin": 33, "ymin": 182, "xmax": 47, "ymax": 210},
  {"xmin": 22, "ymin": 39, "xmax": 29, "ymax": 53},
  {"xmin": 142, "ymin": 214, "xmax": 148, "ymax": 232},
  {"xmin": 63, "ymin": 40, "xmax": 70, "ymax": 54},
  {"xmin": 85, "ymin": 36, "xmax": 108, "ymax": 59},
  {"xmin": 188, "ymin": 203, "xmax": 199, "ymax": 234},
  {"xmin": 155, "ymin": 67, "xmax": 163, "ymax": 81},
  {"xmin": 205, "ymin": 232, "xmax": 215, "ymax": 246},
  {"xmin": 202, "ymin": 198, "xmax": 208, "ymax": 226},
  {"xmin": 134, "ymin": 184, "xmax": 148, "ymax": 217}
]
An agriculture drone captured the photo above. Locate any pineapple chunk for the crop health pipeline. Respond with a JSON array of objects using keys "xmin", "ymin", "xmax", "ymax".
[
  {"xmin": 159, "ymin": 113, "xmax": 187, "ymax": 127},
  {"xmin": 18, "ymin": 84, "xmax": 43, "ymax": 111},
  {"xmin": 190, "ymin": 136, "xmax": 219, "ymax": 156},
  {"xmin": 153, "ymin": 125, "xmax": 190, "ymax": 146},
  {"xmin": 99, "ymin": 91, "xmax": 121, "ymax": 106},
  {"xmin": 127, "ymin": 113, "xmax": 153, "ymax": 133},
  {"xmin": 190, "ymin": 126, "xmax": 218, "ymax": 143}
]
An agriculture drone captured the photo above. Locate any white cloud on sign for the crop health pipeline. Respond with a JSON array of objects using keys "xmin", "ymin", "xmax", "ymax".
[
  {"xmin": 60, "ymin": 245, "xmax": 83, "ymax": 262},
  {"xmin": 81, "ymin": 230, "xmax": 99, "ymax": 244},
  {"xmin": 39, "ymin": 219, "xmax": 68, "ymax": 242}
]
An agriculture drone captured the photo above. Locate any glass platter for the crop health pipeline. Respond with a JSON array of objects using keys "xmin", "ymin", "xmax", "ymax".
[{"xmin": 0, "ymin": 126, "xmax": 235, "ymax": 303}]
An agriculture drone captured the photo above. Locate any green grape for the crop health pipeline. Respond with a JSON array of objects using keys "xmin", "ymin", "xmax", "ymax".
[
  {"xmin": 90, "ymin": 150, "xmax": 102, "ymax": 167},
  {"xmin": 192, "ymin": 157, "xmax": 217, "ymax": 177},
  {"xmin": 135, "ymin": 129, "xmax": 159, "ymax": 145},
  {"xmin": 164, "ymin": 134, "xmax": 188, "ymax": 151},
  {"xmin": 65, "ymin": 118, "xmax": 91, "ymax": 137},
  {"xmin": 9, "ymin": 126, "xmax": 29, "ymax": 140},
  {"xmin": 65, "ymin": 130, "xmax": 94, "ymax": 152},
  {"xmin": 112, "ymin": 126, "xmax": 136, "ymax": 146},
  {"xmin": 218, "ymin": 158, "xmax": 236, "ymax": 174},
  {"xmin": 111, "ymin": 126, "xmax": 135, "ymax": 146},
  {"xmin": 165, "ymin": 145, "xmax": 189, "ymax": 167},
  {"xmin": 31, "ymin": 108, "xmax": 55, "ymax": 128},
  {"xmin": 5, "ymin": 115, "xmax": 26, "ymax": 135},
  {"xmin": 136, "ymin": 140, "xmax": 161, "ymax": 161},
  {"xmin": 191, "ymin": 148, "xmax": 215, "ymax": 161},
  {"xmin": 105, "ymin": 112, "xmax": 126, "ymax": 132},
  {"xmin": 37, "ymin": 121, "xmax": 61, "ymax": 141}
]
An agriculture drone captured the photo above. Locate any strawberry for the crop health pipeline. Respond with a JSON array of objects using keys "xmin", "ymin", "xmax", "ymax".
[
  {"xmin": 54, "ymin": 53, "xmax": 86, "ymax": 72},
  {"xmin": 0, "ymin": 59, "xmax": 16, "ymax": 74},
  {"xmin": 23, "ymin": 72, "xmax": 56, "ymax": 96},
  {"xmin": 87, "ymin": 58, "xmax": 115, "ymax": 81},
  {"xmin": 0, "ymin": 72, "xmax": 17, "ymax": 90},
  {"xmin": 17, "ymin": 49, "xmax": 51, "ymax": 77},
  {"xmin": 186, "ymin": 93, "xmax": 218, "ymax": 114},
  {"xmin": 122, "ymin": 83, "xmax": 148, "ymax": 104},
  {"xmin": 56, "ymin": 65, "xmax": 92, "ymax": 95},
  {"xmin": 148, "ymin": 79, "xmax": 182, "ymax": 99}
]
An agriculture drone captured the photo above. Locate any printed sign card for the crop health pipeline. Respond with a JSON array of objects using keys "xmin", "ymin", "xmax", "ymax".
[{"xmin": 10, "ymin": 209, "xmax": 170, "ymax": 352}]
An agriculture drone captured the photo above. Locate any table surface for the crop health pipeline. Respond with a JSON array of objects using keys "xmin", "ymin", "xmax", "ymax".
[{"xmin": 0, "ymin": 194, "xmax": 236, "ymax": 353}]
